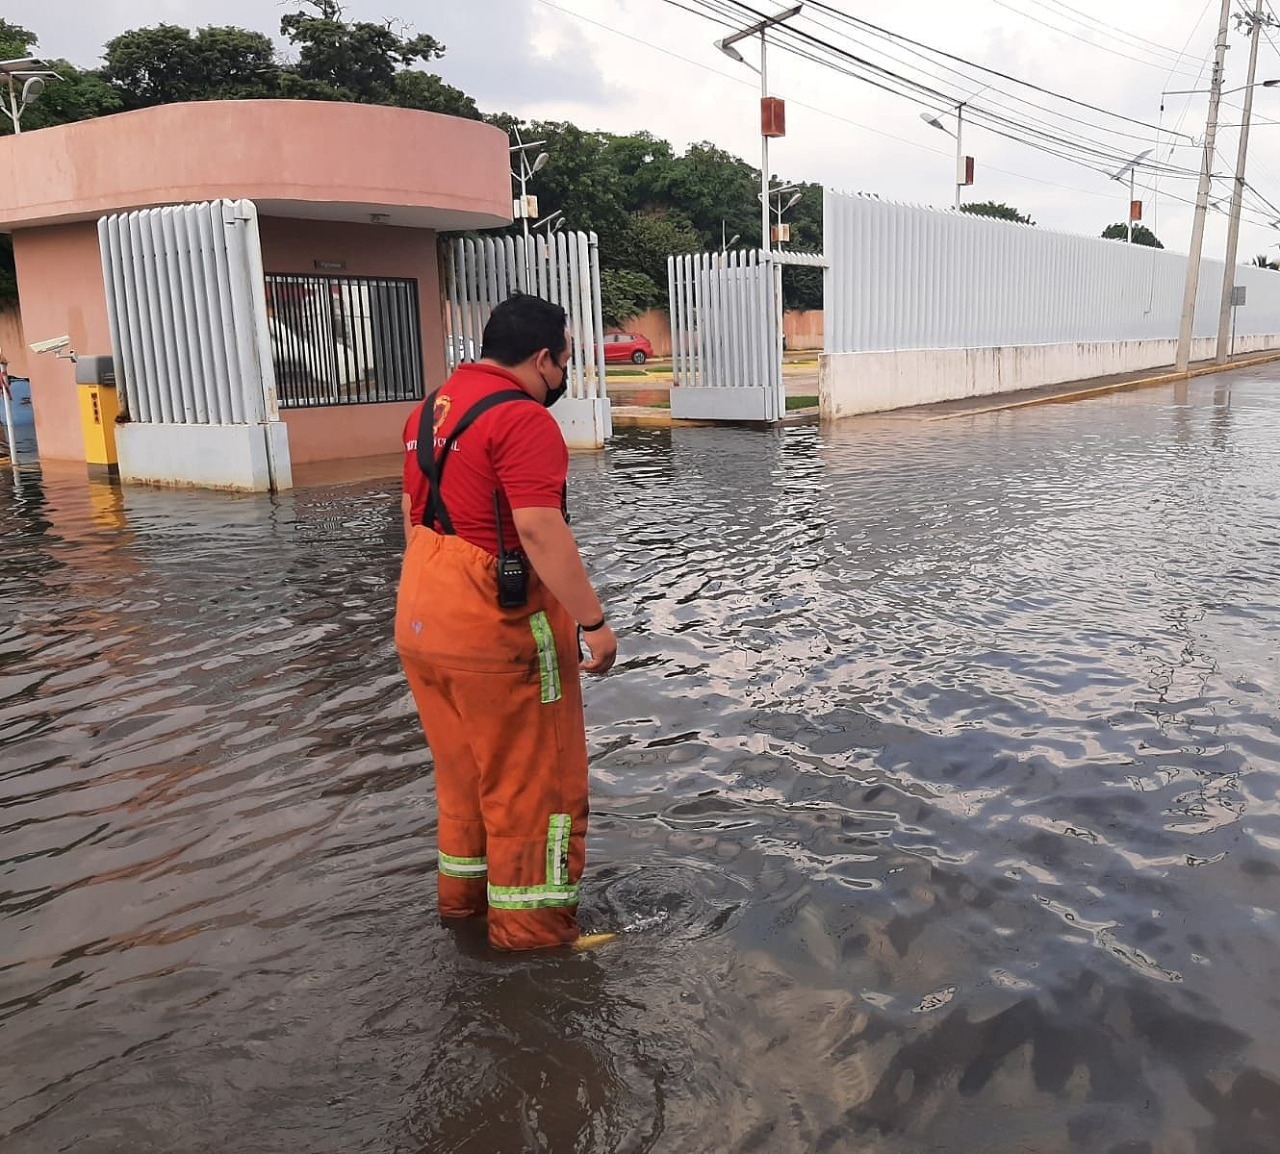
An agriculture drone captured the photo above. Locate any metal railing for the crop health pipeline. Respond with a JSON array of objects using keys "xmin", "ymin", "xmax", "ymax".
[{"xmin": 264, "ymin": 273, "xmax": 423, "ymax": 407}]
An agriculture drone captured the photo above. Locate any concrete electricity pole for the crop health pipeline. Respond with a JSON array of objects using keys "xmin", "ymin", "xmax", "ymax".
[
  {"xmin": 715, "ymin": 5, "xmax": 802, "ymax": 255},
  {"xmin": 1215, "ymin": 0, "xmax": 1279, "ymax": 363},
  {"xmin": 1176, "ymin": 0, "xmax": 1233, "ymax": 373}
]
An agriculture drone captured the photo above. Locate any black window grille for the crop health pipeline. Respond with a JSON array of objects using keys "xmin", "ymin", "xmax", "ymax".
[{"xmin": 264, "ymin": 274, "xmax": 424, "ymax": 407}]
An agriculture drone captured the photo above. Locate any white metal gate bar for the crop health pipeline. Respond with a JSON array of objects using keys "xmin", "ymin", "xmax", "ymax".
[
  {"xmin": 443, "ymin": 231, "xmax": 610, "ymax": 448},
  {"xmin": 444, "ymin": 231, "xmax": 607, "ymax": 403},
  {"xmin": 667, "ymin": 249, "xmax": 786, "ymax": 422},
  {"xmin": 99, "ymin": 199, "xmax": 279, "ymax": 427},
  {"xmin": 97, "ymin": 198, "xmax": 290, "ymax": 492}
]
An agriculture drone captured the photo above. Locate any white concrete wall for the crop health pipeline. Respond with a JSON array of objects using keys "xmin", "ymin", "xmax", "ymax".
[
  {"xmin": 117, "ymin": 422, "xmax": 293, "ymax": 491},
  {"xmin": 820, "ymin": 335, "xmax": 1280, "ymax": 419}
]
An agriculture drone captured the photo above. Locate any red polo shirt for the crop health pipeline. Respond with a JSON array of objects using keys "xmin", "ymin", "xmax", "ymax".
[{"xmin": 402, "ymin": 363, "xmax": 568, "ymax": 556}]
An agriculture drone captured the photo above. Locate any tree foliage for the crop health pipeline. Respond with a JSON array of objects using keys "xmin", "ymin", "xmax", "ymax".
[
  {"xmin": 393, "ymin": 71, "xmax": 480, "ymax": 120},
  {"xmin": 600, "ymin": 269, "xmax": 661, "ymax": 328},
  {"xmin": 1101, "ymin": 223, "xmax": 1163, "ymax": 248},
  {"xmin": 280, "ymin": 0, "xmax": 443, "ymax": 103},
  {"xmin": 961, "ymin": 201, "xmax": 1036, "ymax": 226},
  {"xmin": 0, "ymin": 18, "xmax": 36, "ymax": 57},
  {"xmin": 102, "ymin": 25, "xmax": 280, "ymax": 107},
  {"xmin": 1252, "ymin": 254, "xmax": 1280, "ymax": 270}
]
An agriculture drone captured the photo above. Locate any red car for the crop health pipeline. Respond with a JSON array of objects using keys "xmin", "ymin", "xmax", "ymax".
[{"xmin": 603, "ymin": 331, "xmax": 654, "ymax": 364}]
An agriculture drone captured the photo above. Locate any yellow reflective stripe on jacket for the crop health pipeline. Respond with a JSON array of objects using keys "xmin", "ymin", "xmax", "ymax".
[{"xmin": 529, "ymin": 611, "xmax": 562, "ymax": 704}]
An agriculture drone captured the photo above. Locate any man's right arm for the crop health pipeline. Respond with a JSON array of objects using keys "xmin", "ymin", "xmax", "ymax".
[{"xmin": 511, "ymin": 506, "xmax": 617, "ymax": 675}]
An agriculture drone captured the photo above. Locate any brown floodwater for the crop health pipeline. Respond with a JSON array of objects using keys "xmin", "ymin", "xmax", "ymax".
[{"xmin": 3, "ymin": 370, "xmax": 1280, "ymax": 1153}]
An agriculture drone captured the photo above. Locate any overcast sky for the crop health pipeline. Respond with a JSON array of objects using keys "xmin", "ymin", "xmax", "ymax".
[{"xmin": 22, "ymin": 0, "xmax": 1280, "ymax": 261}]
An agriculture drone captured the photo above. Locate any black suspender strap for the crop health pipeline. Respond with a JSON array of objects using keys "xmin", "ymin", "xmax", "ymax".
[{"xmin": 417, "ymin": 388, "xmax": 537, "ymax": 534}]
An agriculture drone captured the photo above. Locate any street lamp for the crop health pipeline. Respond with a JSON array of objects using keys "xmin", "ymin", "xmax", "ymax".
[
  {"xmin": 769, "ymin": 184, "xmax": 802, "ymax": 246},
  {"xmin": 0, "ymin": 58, "xmax": 60, "ymax": 134},
  {"xmin": 533, "ymin": 210, "xmax": 564, "ymax": 238},
  {"xmin": 1109, "ymin": 149, "xmax": 1153, "ymax": 244},
  {"xmin": 919, "ymin": 106, "xmax": 974, "ymax": 210},
  {"xmin": 510, "ymin": 130, "xmax": 550, "ymax": 240},
  {"xmin": 715, "ymin": 4, "xmax": 803, "ymax": 255}
]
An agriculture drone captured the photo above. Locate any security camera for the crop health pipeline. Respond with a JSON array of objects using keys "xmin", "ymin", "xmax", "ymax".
[{"xmin": 29, "ymin": 335, "xmax": 70, "ymax": 355}]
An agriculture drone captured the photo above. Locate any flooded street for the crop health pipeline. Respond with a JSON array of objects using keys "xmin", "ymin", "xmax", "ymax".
[{"xmin": 4, "ymin": 369, "xmax": 1280, "ymax": 1153}]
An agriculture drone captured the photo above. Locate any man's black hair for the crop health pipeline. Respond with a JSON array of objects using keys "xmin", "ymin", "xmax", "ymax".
[{"xmin": 481, "ymin": 294, "xmax": 568, "ymax": 366}]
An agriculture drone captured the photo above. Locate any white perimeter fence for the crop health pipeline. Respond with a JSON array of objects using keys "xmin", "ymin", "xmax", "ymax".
[
  {"xmin": 821, "ymin": 190, "xmax": 1280, "ymax": 417},
  {"xmin": 824, "ymin": 189, "xmax": 1280, "ymax": 351}
]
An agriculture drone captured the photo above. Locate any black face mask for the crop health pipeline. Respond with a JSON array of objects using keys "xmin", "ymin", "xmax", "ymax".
[{"xmin": 542, "ymin": 358, "xmax": 569, "ymax": 408}]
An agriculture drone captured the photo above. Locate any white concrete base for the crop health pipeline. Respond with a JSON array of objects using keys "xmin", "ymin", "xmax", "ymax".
[
  {"xmin": 117, "ymin": 421, "xmax": 294, "ymax": 491},
  {"xmin": 671, "ymin": 386, "xmax": 778, "ymax": 422},
  {"xmin": 820, "ymin": 335, "xmax": 1280, "ymax": 420},
  {"xmin": 554, "ymin": 397, "xmax": 612, "ymax": 449}
]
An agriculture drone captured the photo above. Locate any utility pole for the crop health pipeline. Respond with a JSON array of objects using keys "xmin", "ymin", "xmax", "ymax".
[
  {"xmin": 1176, "ymin": 0, "xmax": 1233, "ymax": 373},
  {"xmin": 760, "ymin": 31, "xmax": 771, "ymax": 254},
  {"xmin": 715, "ymin": 5, "xmax": 802, "ymax": 255},
  {"xmin": 1215, "ymin": 0, "xmax": 1278, "ymax": 363}
]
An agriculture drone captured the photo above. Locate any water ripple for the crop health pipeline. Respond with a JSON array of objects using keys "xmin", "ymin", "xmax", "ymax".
[{"xmin": 4, "ymin": 374, "xmax": 1280, "ymax": 1151}]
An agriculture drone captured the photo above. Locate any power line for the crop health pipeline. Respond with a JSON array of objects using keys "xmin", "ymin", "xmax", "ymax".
[
  {"xmin": 683, "ymin": 0, "xmax": 1280, "ymax": 233},
  {"xmin": 530, "ymin": 0, "xmax": 1280, "ymax": 225},
  {"xmin": 1037, "ymin": 0, "xmax": 1205, "ymax": 63},
  {"xmin": 985, "ymin": 0, "xmax": 1213, "ymax": 78},
  {"xmin": 797, "ymin": 1, "xmax": 1198, "ymax": 151},
  {"xmin": 691, "ymin": 0, "xmax": 1205, "ymax": 178},
  {"xmin": 796, "ymin": 0, "xmax": 1202, "ymax": 137},
  {"xmin": 767, "ymin": 25, "xmax": 1200, "ymax": 178},
  {"xmin": 526, "ymin": 0, "xmax": 1134, "ymax": 204}
]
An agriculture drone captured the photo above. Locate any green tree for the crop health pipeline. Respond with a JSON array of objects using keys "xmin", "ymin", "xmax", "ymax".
[
  {"xmin": 660, "ymin": 142, "xmax": 762, "ymax": 248},
  {"xmin": 961, "ymin": 201, "xmax": 1035, "ymax": 225},
  {"xmin": 1101, "ymin": 223, "xmax": 1163, "ymax": 248},
  {"xmin": 1252, "ymin": 253, "xmax": 1280, "ymax": 270},
  {"xmin": 600, "ymin": 268, "xmax": 660, "ymax": 327},
  {"xmin": 392, "ymin": 70, "xmax": 480, "ymax": 120},
  {"xmin": 102, "ymin": 25, "xmax": 280, "ymax": 108},
  {"xmin": 281, "ymin": 0, "xmax": 443, "ymax": 103},
  {"xmin": 0, "ymin": 17, "xmax": 35, "ymax": 56},
  {"xmin": 601, "ymin": 131, "xmax": 675, "ymax": 212},
  {"xmin": 604, "ymin": 211, "xmax": 699, "ymax": 307}
]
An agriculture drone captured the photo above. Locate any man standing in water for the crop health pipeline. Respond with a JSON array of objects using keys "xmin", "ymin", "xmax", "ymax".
[{"xmin": 397, "ymin": 294, "xmax": 617, "ymax": 950}]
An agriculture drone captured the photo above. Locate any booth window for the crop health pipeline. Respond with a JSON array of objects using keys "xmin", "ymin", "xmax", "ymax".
[{"xmin": 264, "ymin": 274, "xmax": 424, "ymax": 407}]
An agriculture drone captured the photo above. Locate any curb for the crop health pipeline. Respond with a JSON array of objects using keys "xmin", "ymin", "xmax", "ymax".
[
  {"xmin": 924, "ymin": 350, "xmax": 1280, "ymax": 422},
  {"xmin": 610, "ymin": 405, "xmax": 820, "ymax": 430}
]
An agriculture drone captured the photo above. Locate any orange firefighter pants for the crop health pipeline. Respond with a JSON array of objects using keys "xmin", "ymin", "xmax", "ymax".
[{"xmin": 395, "ymin": 526, "xmax": 589, "ymax": 951}]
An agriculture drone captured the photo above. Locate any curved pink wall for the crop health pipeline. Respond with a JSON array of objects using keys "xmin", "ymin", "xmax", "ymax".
[{"xmin": 0, "ymin": 101, "xmax": 512, "ymax": 230}]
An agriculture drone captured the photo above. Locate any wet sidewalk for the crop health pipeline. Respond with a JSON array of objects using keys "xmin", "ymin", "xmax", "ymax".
[{"xmin": 607, "ymin": 347, "xmax": 1280, "ymax": 427}]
